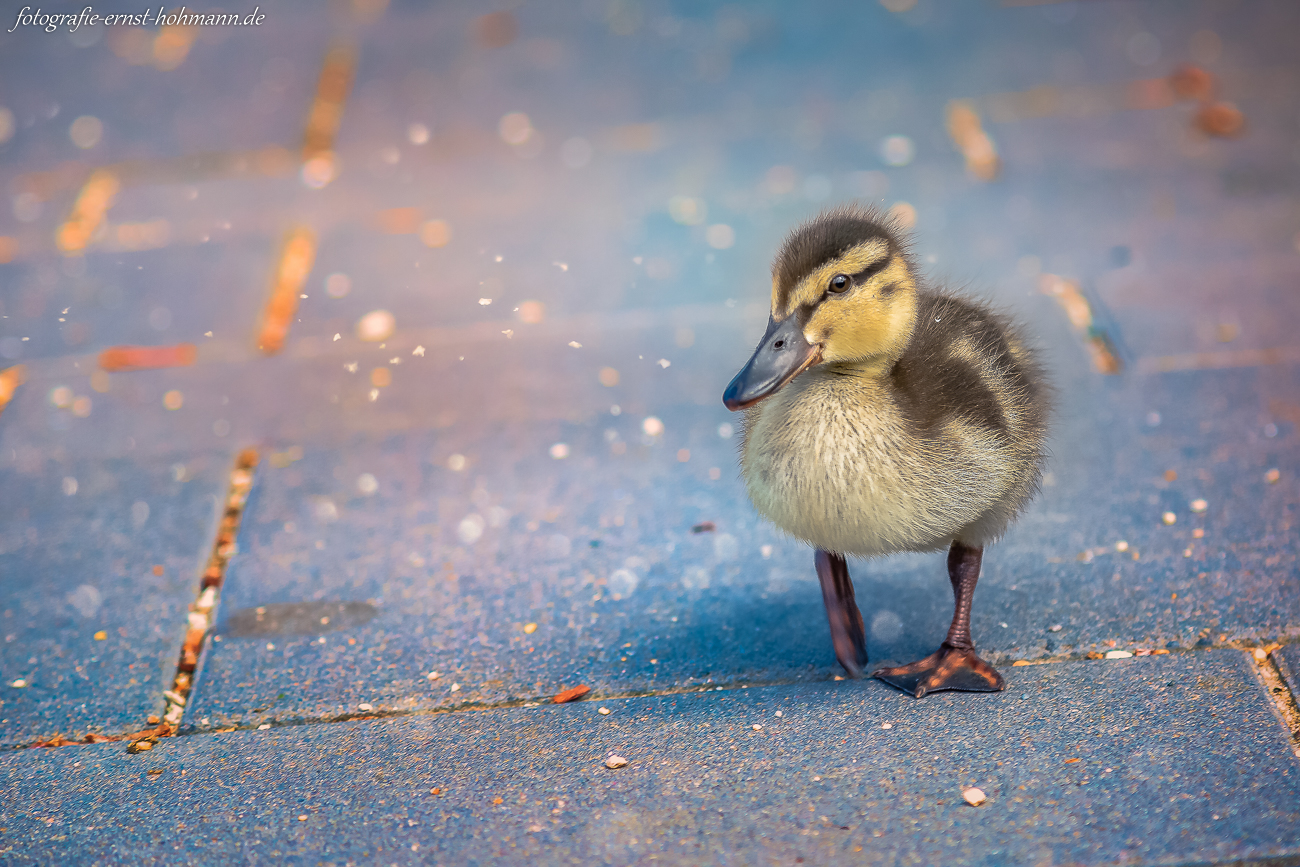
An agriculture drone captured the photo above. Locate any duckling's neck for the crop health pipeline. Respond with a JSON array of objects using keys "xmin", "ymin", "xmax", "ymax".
[{"xmin": 825, "ymin": 355, "xmax": 897, "ymax": 379}]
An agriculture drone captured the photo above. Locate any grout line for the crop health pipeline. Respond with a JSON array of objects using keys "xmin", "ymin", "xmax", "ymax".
[
  {"xmin": 14, "ymin": 635, "xmax": 1293, "ymax": 749},
  {"xmin": 1039, "ymin": 273, "xmax": 1123, "ymax": 374},
  {"xmin": 301, "ymin": 43, "xmax": 356, "ymax": 161},
  {"xmin": 0, "ymin": 364, "xmax": 26, "ymax": 417},
  {"xmin": 97, "ymin": 343, "xmax": 198, "ymax": 372},
  {"xmin": 256, "ymin": 226, "xmax": 317, "ymax": 355},
  {"xmin": 160, "ymin": 448, "xmax": 260, "ymax": 733},
  {"xmin": 297, "ymin": 42, "xmax": 356, "ymax": 189},
  {"xmin": 1251, "ymin": 646, "xmax": 1300, "ymax": 759},
  {"xmin": 1135, "ymin": 346, "xmax": 1300, "ymax": 375},
  {"xmin": 173, "ymin": 644, "xmax": 1287, "ymax": 738},
  {"xmin": 54, "ymin": 169, "xmax": 119, "ymax": 256}
]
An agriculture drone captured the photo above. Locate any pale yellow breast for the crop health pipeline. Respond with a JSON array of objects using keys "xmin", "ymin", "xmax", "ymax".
[{"xmin": 740, "ymin": 370, "xmax": 1009, "ymax": 556}]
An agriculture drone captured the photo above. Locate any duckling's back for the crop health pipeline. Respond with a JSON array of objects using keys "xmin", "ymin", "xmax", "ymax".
[
  {"xmin": 893, "ymin": 291, "xmax": 1050, "ymax": 541},
  {"xmin": 740, "ymin": 291, "xmax": 1049, "ymax": 556}
]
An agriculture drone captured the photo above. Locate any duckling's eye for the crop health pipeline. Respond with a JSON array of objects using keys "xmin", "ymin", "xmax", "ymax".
[{"xmin": 829, "ymin": 274, "xmax": 851, "ymax": 294}]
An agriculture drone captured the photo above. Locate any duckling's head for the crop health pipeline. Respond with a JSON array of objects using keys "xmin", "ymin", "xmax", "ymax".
[{"xmin": 723, "ymin": 205, "xmax": 918, "ymax": 411}]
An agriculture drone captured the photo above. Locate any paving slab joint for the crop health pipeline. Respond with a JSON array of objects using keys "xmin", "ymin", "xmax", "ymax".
[
  {"xmin": 161, "ymin": 449, "xmax": 259, "ymax": 731},
  {"xmin": 1249, "ymin": 645, "xmax": 1300, "ymax": 759}
]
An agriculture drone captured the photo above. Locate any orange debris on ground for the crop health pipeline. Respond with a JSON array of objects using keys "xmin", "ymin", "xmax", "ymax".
[
  {"xmin": 56, "ymin": 169, "xmax": 119, "ymax": 255},
  {"xmin": 945, "ymin": 100, "xmax": 1000, "ymax": 181},
  {"xmin": 0, "ymin": 364, "xmax": 26, "ymax": 415},
  {"xmin": 376, "ymin": 207, "xmax": 422, "ymax": 234},
  {"xmin": 1124, "ymin": 77, "xmax": 1176, "ymax": 111},
  {"xmin": 180, "ymin": 627, "xmax": 206, "ymax": 672},
  {"xmin": 29, "ymin": 721, "xmax": 174, "ymax": 750},
  {"xmin": 552, "ymin": 685, "xmax": 591, "ymax": 704},
  {"xmin": 1169, "ymin": 64, "xmax": 1215, "ymax": 101},
  {"xmin": 98, "ymin": 343, "xmax": 197, "ymax": 372},
  {"xmin": 474, "ymin": 11, "xmax": 518, "ymax": 48},
  {"xmin": 258, "ymin": 226, "xmax": 317, "ymax": 354},
  {"xmin": 1195, "ymin": 102, "xmax": 1245, "ymax": 137}
]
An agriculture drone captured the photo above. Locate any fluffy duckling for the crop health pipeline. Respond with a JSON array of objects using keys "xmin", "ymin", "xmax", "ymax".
[{"xmin": 723, "ymin": 205, "xmax": 1049, "ymax": 698}]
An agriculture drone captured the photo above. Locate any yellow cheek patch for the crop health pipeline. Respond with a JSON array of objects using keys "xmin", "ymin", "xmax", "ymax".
[{"xmin": 802, "ymin": 255, "xmax": 917, "ymax": 363}]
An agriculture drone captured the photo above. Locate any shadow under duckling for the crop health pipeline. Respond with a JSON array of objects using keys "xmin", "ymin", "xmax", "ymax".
[{"xmin": 723, "ymin": 205, "xmax": 1050, "ymax": 698}]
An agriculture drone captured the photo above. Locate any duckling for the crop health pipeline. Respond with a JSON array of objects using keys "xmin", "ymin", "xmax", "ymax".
[{"xmin": 723, "ymin": 205, "xmax": 1049, "ymax": 698}]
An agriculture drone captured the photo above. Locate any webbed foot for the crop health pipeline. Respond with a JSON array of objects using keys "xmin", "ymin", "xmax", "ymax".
[{"xmin": 872, "ymin": 642, "xmax": 1005, "ymax": 698}]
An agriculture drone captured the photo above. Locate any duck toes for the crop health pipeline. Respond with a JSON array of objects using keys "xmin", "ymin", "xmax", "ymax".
[{"xmin": 723, "ymin": 205, "xmax": 1049, "ymax": 698}]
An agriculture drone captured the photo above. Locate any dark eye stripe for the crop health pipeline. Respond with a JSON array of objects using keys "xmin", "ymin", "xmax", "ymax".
[{"xmin": 848, "ymin": 258, "xmax": 890, "ymax": 282}]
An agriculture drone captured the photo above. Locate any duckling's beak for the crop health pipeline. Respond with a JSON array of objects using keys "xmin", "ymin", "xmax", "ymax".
[{"xmin": 723, "ymin": 314, "xmax": 822, "ymax": 411}]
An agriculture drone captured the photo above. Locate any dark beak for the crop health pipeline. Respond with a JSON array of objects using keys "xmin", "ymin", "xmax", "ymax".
[{"xmin": 722, "ymin": 314, "xmax": 822, "ymax": 411}]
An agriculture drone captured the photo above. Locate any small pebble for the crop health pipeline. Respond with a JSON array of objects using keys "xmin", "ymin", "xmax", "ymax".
[
  {"xmin": 358, "ymin": 703, "xmax": 373, "ymax": 711},
  {"xmin": 1194, "ymin": 101, "xmax": 1245, "ymax": 137},
  {"xmin": 752, "ymin": 724, "xmax": 763, "ymax": 731},
  {"xmin": 1049, "ymin": 624, "xmax": 1063, "ymax": 633},
  {"xmin": 1265, "ymin": 468, "xmax": 1280, "ymax": 484},
  {"xmin": 258, "ymin": 723, "xmax": 271, "ymax": 730},
  {"xmin": 605, "ymin": 755, "xmax": 628, "ymax": 769},
  {"xmin": 450, "ymin": 683, "xmax": 461, "ymax": 692},
  {"xmin": 427, "ymin": 671, "xmax": 439, "ymax": 680},
  {"xmin": 598, "ymin": 707, "xmax": 611, "ymax": 715},
  {"xmin": 10, "ymin": 679, "xmax": 27, "ymax": 688},
  {"xmin": 298, "ymin": 815, "xmax": 308, "ymax": 821},
  {"xmin": 881, "ymin": 723, "xmax": 892, "ymax": 729},
  {"xmin": 1115, "ymin": 540, "xmax": 1129, "ymax": 552},
  {"xmin": 1104, "ymin": 650, "xmax": 1133, "ymax": 659},
  {"xmin": 963, "ymin": 787, "xmax": 987, "ymax": 807},
  {"xmin": 1162, "ymin": 512, "xmax": 1177, "ymax": 525},
  {"xmin": 775, "ymin": 711, "xmax": 783, "ymax": 717},
  {"xmin": 1190, "ymin": 499, "xmax": 1207, "ymax": 513}
]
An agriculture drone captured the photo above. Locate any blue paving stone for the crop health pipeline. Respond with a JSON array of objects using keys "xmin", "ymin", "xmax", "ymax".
[
  {"xmin": 0, "ymin": 240, "xmax": 296, "ymax": 366},
  {"xmin": 5, "ymin": 651, "xmax": 1300, "ymax": 866},
  {"xmin": 0, "ymin": 452, "xmax": 228, "ymax": 745},
  {"xmin": 0, "ymin": 11, "xmax": 326, "ymax": 170}
]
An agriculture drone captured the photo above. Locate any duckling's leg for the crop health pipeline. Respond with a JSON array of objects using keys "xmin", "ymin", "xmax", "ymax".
[
  {"xmin": 872, "ymin": 542, "xmax": 1005, "ymax": 698},
  {"xmin": 815, "ymin": 550, "xmax": 869, "ymax": 678}
]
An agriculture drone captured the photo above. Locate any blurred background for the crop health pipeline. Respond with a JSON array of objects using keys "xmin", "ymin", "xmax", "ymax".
[{"xmin": 1, "ymin": 0, "xmax": 1299, "ymax": 738}]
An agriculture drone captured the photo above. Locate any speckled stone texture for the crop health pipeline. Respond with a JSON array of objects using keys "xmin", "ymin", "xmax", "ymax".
[
  {"xmin": 4, "ymin": 651, "xmax": 1300, "ymax": 866},
  {"xmin": 2, "ymin": 0, "xmax": 1300, "ymax": 862},
  {"xmin": 0, "ymin": 455, "xmax": 227, "ymax": 746}
]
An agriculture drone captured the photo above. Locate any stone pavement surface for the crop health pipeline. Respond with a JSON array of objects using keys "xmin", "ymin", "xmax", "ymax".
[
  {"xmin": 5, "ymin": 653, "xmax": 1300, "ymax": 866},
  {"xmin": 2, "ymin": 0, "xmax": 1300, "ymax": 864}
]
